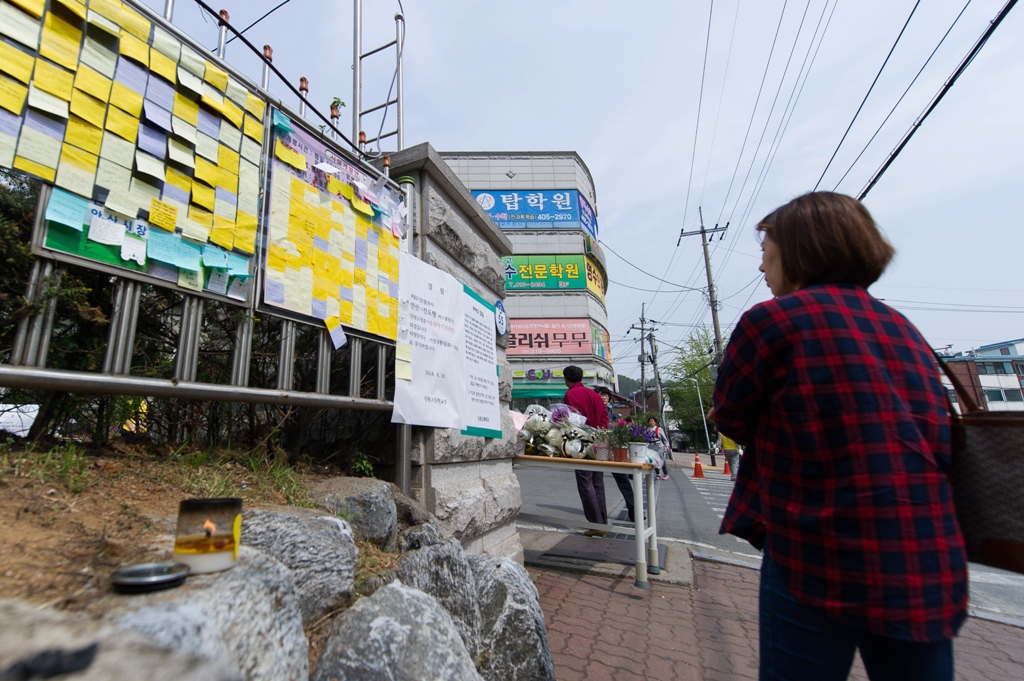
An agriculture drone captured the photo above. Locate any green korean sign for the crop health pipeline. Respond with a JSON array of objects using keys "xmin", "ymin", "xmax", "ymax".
[{"xmin": 503, "ymin": 255, "xmax": 587, "ymax": 291}]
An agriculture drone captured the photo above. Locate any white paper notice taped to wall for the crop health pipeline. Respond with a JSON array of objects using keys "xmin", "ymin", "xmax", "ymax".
[{"xmin": 392, "ymin": 252, "xmax": 468, "ymax": 429}]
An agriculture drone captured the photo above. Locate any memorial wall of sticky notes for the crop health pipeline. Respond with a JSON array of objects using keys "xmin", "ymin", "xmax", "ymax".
[
  {"xmin": 1, "ymin": 0, "xmax": 266, "ymax": 302},
  {"xmin": 265, "ymin": 109, "xmax": 405, "ymax": 341}
]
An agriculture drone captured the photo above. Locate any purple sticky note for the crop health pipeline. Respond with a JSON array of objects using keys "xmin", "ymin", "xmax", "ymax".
[
  {"xmin": 146, "ymin": 75, "xmax": 175, "ymax": 112},
  {"xmin": 389, "ymin": 281, "xmax": 399, "ymax": 299},
  {"xmin": 162, "ymin": 183, "xmax": 188, "ymax": 205},
  {"xmin": 214, "ymin": 186, "xmax": 237, "ymax": 207},
  {"xmin": 0, "ymin": 109, "xmax": 20, "ymax": 136},
  {"xmin": 311, "ymin": 298, "xmax": 326, "ymax": 320},
  {"xmin": 266, "ymin": 279, "xmax": 285, "ymax": 304},
  {"xmin": 313, "ymin": 236, "xmax": 328, "ymax": 251},
  {"xmin": 338, "ymin": 286, "xmax": 353, "ymax": 302},
  {"xmin": 138, "ymin": 122, "xmax": 167, "ymax": 158},
  {"xmin": 23, "ymin": 109, "xmax": 65, "ymax": 139},
  {"xmin": 143, "ymin": 99, "xmax": 173, "ymax": 133},
  {"xmin": 367, "ymin": 228, "xmax": 379, "ymax": 245},
  {"xmin": 196, "ymin": 107, "xmax": 220, "ymax": 138},
  {"xmin": 115, "ymin": 57, "xmax": 148, "ymax": 94}
]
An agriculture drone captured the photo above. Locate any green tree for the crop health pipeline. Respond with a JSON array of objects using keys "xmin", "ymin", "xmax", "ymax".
[
  {"xmin": 662, "ymin": 326, "xmax": 716, "ymax": 450},
  {"xmin": 616, "ymin": 374, "xmax": 640, "ymax": 396}
]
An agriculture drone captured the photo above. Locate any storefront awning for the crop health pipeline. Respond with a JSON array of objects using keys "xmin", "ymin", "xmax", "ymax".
[{"xmin": 511, "ymin": 385, "xmax": 568, "ymax": 399}]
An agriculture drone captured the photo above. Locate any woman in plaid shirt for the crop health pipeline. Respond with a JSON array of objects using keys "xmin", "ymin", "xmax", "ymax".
[{"xmin": 712, "ymin": 192, "xmax": 967, "ymax": 681}]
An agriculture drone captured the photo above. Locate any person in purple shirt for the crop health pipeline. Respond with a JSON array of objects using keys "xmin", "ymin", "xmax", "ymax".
[{"xmin": 563, "ymin": 365, "xmax": 609, "ymax": 537}]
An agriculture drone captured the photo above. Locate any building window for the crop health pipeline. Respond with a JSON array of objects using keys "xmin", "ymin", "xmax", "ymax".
[
  {"xmin": 986, "ymin": 390, "xmax": 1005, "ymax": 402},
  {"xmin": 1001, "ymin": 348, "xmax": 1011, "ymax": 355},
  {"xmin": 947, "ymin": 389, "xmax": 958, "ymax": 403},
  {"xmin": 1006, "ymin": 389, "xmax": 1024, "ymax": 402},
  {"xmin": 1016, "ymin": 364, "xmax": 1024, "ymax": 376},
  {"xmin": 980, "ymin": 362, "xmax": 1012, "ymax": 375}
]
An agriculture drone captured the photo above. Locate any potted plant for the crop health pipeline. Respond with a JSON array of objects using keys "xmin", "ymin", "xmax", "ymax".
[
  {"xmin": 608, "ymin": 422, "xmax": 631, "ymax": 462},
  {"xmin": 625, "ymin": 422, "xmax": 654, "ymax": 463}
]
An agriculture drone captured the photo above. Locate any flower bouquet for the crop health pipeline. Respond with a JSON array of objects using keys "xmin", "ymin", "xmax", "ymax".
[{"xmin": 517, "ymin": 404, "xmax": 602, "ymax": 459}]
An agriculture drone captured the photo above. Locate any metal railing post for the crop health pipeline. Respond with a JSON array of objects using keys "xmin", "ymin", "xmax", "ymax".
[
  {"xmin": 352, "ymin": 0, "xmax": 362, "ymax": 143},
  {"xmin": 216, "ymin": 10, "xmax": 229, "ymax": 59},
  {"xmin": 164, "ymin": 0, "xmax": 174, "ymax": 21},
  {"xmin": 277, "ymin": 320, "xmax": 296, "ymax": 391},
  {"xmin": 395, "ymin": 12, "xmax": 404, "ymax": 150},
  {"xmin": 317, "ymin": 329, "xmax": 332, "ymax": 393},
  {"xmin": 348, "ymin": 337, "xmax": 362, "ymax": 397}
]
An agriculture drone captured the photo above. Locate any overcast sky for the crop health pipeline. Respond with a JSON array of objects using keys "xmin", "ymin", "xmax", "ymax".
[{"xmin": 145, "ymin": 0, "xmax": 1024, "ymax": 379}]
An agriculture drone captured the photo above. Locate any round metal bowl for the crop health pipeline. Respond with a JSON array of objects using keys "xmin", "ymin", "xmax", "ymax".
[{"xmin": 111, "ymin": 562, "xmax": 190, "ymax": 594}]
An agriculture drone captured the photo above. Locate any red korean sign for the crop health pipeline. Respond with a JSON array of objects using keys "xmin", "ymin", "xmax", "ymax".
[{"xmin": 507, "ymin": 318, "xmax": 592, "ymax": 356}]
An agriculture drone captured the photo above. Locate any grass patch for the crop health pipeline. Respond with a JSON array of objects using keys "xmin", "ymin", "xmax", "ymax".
[
  {"xmin": 353, "ymin": 539, "xmax": 401, "ymax": 594},
  {"xmin": 0, "ymin": 445, "xmax": 92, "ymax": 493}
]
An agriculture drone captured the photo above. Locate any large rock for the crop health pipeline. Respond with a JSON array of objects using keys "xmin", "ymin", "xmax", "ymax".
[
  {"xmin": 0, "ymin": 598, "xmax": 239, "ymax": 681},
  {"xmin": 392, "ymin": 486, "xmax": 442, "ymax": 552},
  {"xmin": 467, "ymin": 555, "xmax": 556, "ymax": 681},
  {"xmin": 241, "ymin": 508, "xmax": 358, "ymax": 625},
  {"xmin": 312, "ymin": 581, "xmax": 481, "ymax": 681},
  {"xmin": 99, "ymin": 547, "xmax": 307, "ymax": 681},
  {"xmin": 310, "ymin": 477, "xmax": 397, "ymax": 549},
  {"xmin": 391, "ymin": 539, "xmax": 483, "ymax": 662}
]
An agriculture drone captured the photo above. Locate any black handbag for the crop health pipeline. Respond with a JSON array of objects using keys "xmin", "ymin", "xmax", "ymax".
[{"xmin": 938, "ymin": 355, "xmax": 1024, "ymax": 573}]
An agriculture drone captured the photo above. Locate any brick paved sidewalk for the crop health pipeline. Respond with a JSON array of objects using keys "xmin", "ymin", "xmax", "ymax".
[{"xmin": 532, "ymin": 559, "xmax": 1024, "ymax": 681}]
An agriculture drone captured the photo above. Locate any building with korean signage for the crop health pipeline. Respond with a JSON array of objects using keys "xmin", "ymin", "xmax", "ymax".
[{"xmin": 440, "ymin": 152, "xmax": 615, "ymax": 408}]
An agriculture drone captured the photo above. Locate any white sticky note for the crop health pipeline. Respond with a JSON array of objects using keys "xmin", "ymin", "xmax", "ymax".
[
  {"xmin": 88, "ymin": 214, "xmax": 126, "ymax": 246},
  {"xmin": 227, "ymin": 276, "xmax": 248, "ymax": 300},
  {"xmin": 121, "ymin": 235, "xmax": 146, "ymax": 264},
  {"xmin": 206, "ymin": 268, "xmax": 229, "ymax": 295}
]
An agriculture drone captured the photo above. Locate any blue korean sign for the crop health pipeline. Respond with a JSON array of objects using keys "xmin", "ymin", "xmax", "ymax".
[
  {"xmin": 578, "ymin": 193, "xmax": 599, "ymax": 239},
  {"xmin": 474, "ymin": 189, "xmax": 582, "ymax": 230}
]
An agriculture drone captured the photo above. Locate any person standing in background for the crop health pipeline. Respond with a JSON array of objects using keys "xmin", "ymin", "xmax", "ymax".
[
  {"xmin": 598, "ymin": 389, "xmax": 637, "ymax": 523},
  {"xmin": 563, "ymin": 366, "xmax": 610, "ymax": 536},
  {"xmin": 648, "ymin": 416, "xmax": 670, "ymax": 481},
  {"xmin": 721, "ymin": 434, "xmax": 740, "ymax": 482}
]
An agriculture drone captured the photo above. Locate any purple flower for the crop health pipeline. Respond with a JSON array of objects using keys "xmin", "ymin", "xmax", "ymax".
[
  {"xmin": 629, "ymin": 423, "xmax": 653, "ymax": 443},
  {"xmin": 550, "ymin": 406, "xmax": 572, "ymax": 424}
]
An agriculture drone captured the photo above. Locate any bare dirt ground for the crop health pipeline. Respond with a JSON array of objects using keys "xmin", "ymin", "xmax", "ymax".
[{"xmin": 0, "ymin": 440, "xmax": 334, "ymax": 612}]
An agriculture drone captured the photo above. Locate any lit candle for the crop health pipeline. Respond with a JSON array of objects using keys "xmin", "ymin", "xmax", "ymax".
[{"xmin": 172, "ymin": 498, "xmax": 242, "ymax": 574}]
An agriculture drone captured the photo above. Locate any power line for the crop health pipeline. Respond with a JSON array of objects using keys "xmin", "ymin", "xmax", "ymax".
[
  {"xmin": 610, "ymin": 280, "xmax": 702, "ymax": 294},
  {"xmin": 679, "ymin": 0, "xmax": 716, "ymax": 247},
  {"xmin": 599, "ymin": 239, "xmax": 706, "ymax": 289},
  {"xmin": 714, "ymin": 0, "xmax": 790, "ymax": 226},
  {"xmin": 698, "ymin": 1, "xmax": 740, "ymax": 211},
  {"xmin": 814, "ymin": 0, "xmax": 923, "ymax": 190},
  {"xmin": 858, "ymin": 0, "xmax": 1019, "ymax": 199},
  {"xmin": 226, "ymin": 0, "xmax": 295, "ymax": 44},
  {"xmin": 833, "ymin": 0, "xmax": 973, "ymax": 192}
]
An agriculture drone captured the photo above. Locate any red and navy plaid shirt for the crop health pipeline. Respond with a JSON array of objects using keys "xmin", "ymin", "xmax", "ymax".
[{"xmin": 714, "ymin": 284, "xmax": 967, "ymax": 642}]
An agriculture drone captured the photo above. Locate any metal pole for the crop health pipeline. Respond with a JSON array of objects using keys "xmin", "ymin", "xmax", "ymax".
[
  {"xmin": 352, "ymin": 0, "xmax": 362, "ymax": 143},
  {"xmin": 395, "ymin": 12, "xmax": 404, "ymax": 150},
  {"xmin": 164, "ymin": 0, "xmax": 174, "ymax": 21},
  {"xmin": 639, "ymin": 304, "xmax": 646, "ymax": 415},
  {"xmin": 216, "ymin": 10, "xmax": 229, "ymax": 59},
  {"xmin": 299, "ymin": 77, "xmax": 308, "ymax": 118},
  {"xmin": 699, "ymin": 207, "xmax": 724, "ymax": 363},
  {"xmin": 692, "ymin": 377, "xmax": 712, "ymax": 454},
  {"xmin": 0, "ymin": 365, "xmax": 395, "ymax": 412},
  {"xmin": 395, "ymin": 423, "xmax": 411, "ymax": 496},
  {"xmin": 376, "ymin": 343, "xmax": 387, "ymax": 399},
  {"xmin": 23, "ymin": 260, "xmax": 54, "ymax": 368},
  {"xmin": 316, "ymin": 329, "xmax": 332, "ymax": 393},
  {"xmin": 261, "ymin": 45, "xmax": 273, "ymax": 89},
  {"xmin": 277, "ymin": 320, "xmax": 295, "ymax": 391},
  {"xmin": 11, "ymin": 260, "xmax": 43, "ymax": 365},
  {"xmin": 349, "ymin": 337, "xmax": 363, "ymax": 397},
  {"xmin": 650, "ymin": 331, "xmax": 666, "ymax": 432}
]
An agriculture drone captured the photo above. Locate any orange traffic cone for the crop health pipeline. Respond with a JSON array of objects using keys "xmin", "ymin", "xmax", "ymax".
[
  {"xmin": 723, "ymin": 459, "xmax": 732, "ymax": 477},
  {"xmin": 693, "ymin": 451, "xmax": 705, "ymax": 478}
]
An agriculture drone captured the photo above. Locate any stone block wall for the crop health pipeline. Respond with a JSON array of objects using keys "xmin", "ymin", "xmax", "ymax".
[{"xmin": 385, "ymin": 144, "xmax": 523, "ymax": 562}]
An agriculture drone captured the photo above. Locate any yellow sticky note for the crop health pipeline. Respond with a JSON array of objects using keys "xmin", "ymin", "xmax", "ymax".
[
  {"xmin": 267, "ymin": 244, "xmax": 287, "ymax": 272},
  {"xmin": 69, "ymin": 87, "xmax": 105, "ymax": 127},
  {"xmin": 165, "ymin": 165, "xmax": 191, "ymax": 192},
  {"xmin": 395, "ymin": 343, "xmax": 412, "ymax": 362},
  {"xmin": 65, "ymin": 114, "xmax": 102, "ymax": 154},
  {"xmin": 352, "ymin": 197, "xmax": 374, "ymax": 216},
  {"xmin": 178, "ymin": 268, "xmax": 202, "ymax": 291},
  {"xmin": 105, "ymin": 104, "xmax": 138, "ymax": 143},
  {"xmin": 234, "ymin": 211, "xmax": 257, "ymax": 254},
  {"xmin": 11, "ymin": 0, "xmax": 44, "ymax": 18},
  {"xmin": 55, "ymin": 143, "xmax": 97, "ymax": 195},
  {"xmin": 33, "ymin": 59, "xmax": 74, "ymax": 101},
  {"xmin": 14, "ymin": 156, "xmax": 56, "ymax": 182},
  {"xmin": 0, "ymin": 41, "xmax": 35, "ymax": 84},
  {"xmin": 338, "ymin": 182, "xmax": 354, "ymax": 201},
  {"xmin": 209, "ymin": 217, "xmax": 234, "ymax": 249},
  {"xmin": 395, "ymin": 360, "xmax": 412, "ymax": 381},
  {"xmin": 275, "ymin": 138, "xmax": 306, "ymax": 171},
  {"xmin": 194, "ymin": 156, "xmax": 218, "ymax": 186},
  {"xmin": 39, "ymin": 11, "xmax": 82, "ymax": 71},
  {"xmin": 189, "ymin": 204, "xmax": 213, "ymax": 228},
  {"xmin": 110, "ymin": 81, "xmax": 142, "ymax": 116},
  {"xmin": 73, "ymin": 64, "xmax": 111, "ymax": 102},
  {"xmin": 118, "ymin": 32, "xmax": 149, "ymax": 66},
  {"xmin": 216, "ymin": 167, "xmax": 237, "ymax": 191},
  {"xmin": 204, "ymin": 61, "xmax": 228, "ymax": 92},
  {"xmin": 89, "ymin": 0, "xmax": 122, "ymax": 22},
  {"xmin": 149, "ymin": 198, "xmax": 178, "ymax": 231},
  {"xmin": 221, "ymin": 99, "xmax": 243, "ymax": 128},
  {"xmin": 149, "ymin": 48, "xmax": 177, "ymax": 84},
  {"xmin": 241, "ymin": 114, "xmax": 263, "ymax": 143},
  {"xmin": 0, "ymin": 75, "xmax": 28, "ymax": 115},
  {"xmin": 218, "ymin": 144, "xmax": 239, "ymax": 175},
  {"xmin": 244, "ymin": 93, "xmax": 265, "ymax": 119},
  {"xmin": 54, "ymin": 0, "xmax": 86, "ymax": 19},
  {"xmin": 172, "ymin": 91, "xmax": 199, "ymax": 126},
  {"xmin": 191, "ymin": 181, "xmax": 214, "ymax": 210},
  {"xmin": 118, "ymin": 4, "xmax": 151, "ymax": 41}
]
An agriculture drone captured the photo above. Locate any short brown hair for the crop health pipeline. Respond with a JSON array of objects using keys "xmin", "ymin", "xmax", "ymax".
[{"xmin": 757, "ymin": 192, "xmax": 894, "ymax": 289}]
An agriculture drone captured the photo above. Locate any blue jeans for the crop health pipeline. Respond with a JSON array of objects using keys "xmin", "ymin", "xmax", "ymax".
[{"xmin": 759, "ymin": 553, "xmax": 953, "ymax": 681}]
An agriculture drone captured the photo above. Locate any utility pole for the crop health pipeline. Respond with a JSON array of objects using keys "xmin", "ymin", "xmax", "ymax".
[
  {"xmin": 649, "ymin": 329, "xmax": 666, "ymax": 431},
  {"xmin": 678, "ymin": 206, "xmax": 727, "ymax": 364},
  {"xmin": 630, "ymin": 304, "xmax": 650, "ymax": 417}
]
